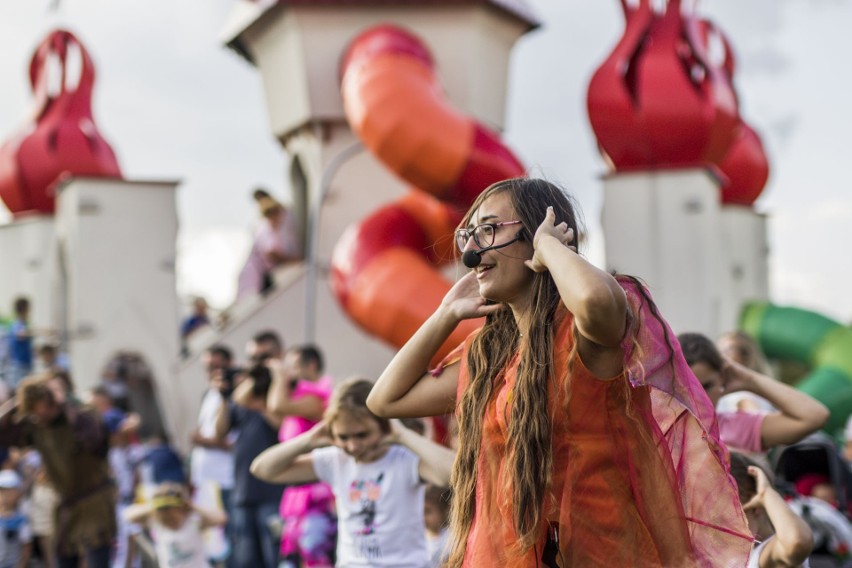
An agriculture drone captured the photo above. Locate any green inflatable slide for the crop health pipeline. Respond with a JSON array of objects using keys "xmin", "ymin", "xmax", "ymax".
[{"xmin": 741, "ymin": 302, "xmax": 852, "ymax": 437}]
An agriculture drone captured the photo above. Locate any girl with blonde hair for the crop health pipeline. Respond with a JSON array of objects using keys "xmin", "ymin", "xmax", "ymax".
[{"xmin": 252, "ymin": 377, "xmax": 456, "ymax": 568}]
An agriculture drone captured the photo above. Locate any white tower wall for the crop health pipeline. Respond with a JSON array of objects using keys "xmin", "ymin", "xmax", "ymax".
[
  {"xmin": 718, "ymin": 206, "xmax": 769, "ymax": 332},
  {"xmin": 0, "ymin": 217, "xmax": 58, "ymax": 334},
  {"xmin": 602, "ymin": 169, "xmax": 769, "ymax": 337},
  {"xmin": 55, "ymin": 178, "xmax": 180, "ymax": 431},
  {"xmin": 228, "ymin": 3, "xmax": 530, "ymax": 137}
]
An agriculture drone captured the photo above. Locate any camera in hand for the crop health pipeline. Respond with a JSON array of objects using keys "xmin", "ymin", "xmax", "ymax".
[
  {"xmin": 248, "ymin": 364, "xmax": 273, "ymax": 399},
  {"xmin": 218, "ymin": 367, "xmax": 240, "ymax": 399}
]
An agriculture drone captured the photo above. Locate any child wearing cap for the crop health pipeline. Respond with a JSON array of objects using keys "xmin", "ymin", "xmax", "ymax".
[
  {"xmin": 124, "ymin": 482, "xmax": 226, "ymax": 568},
  {"xmin": 0, "ymin": 469, "xmax": 31, "ymax": 568}
]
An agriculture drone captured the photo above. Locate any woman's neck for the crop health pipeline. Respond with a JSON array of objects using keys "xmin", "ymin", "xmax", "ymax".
[{"xmin": 508, "ymin": 295, "xmax": 533, "ymax": 337}]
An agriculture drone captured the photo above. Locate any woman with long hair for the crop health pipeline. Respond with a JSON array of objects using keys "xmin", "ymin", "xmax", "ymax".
[{"xmin": 367, "ymin": 178, "xmax": 752, "ymax": 567}]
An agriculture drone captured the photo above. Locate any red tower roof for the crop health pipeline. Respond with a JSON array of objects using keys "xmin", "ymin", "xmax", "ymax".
[
  {"xmin": 586, "ymin": 0, "xmax": 769, "ymax": 205},
  {"xmin": 0, "ymin": 29, "xmax": 122, "ymax": 217}
]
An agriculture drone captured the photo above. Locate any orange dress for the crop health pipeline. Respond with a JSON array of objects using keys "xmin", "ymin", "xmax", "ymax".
[{"xmin": 447, "ymin": 282, "xmax": 752, "ymax": 567}]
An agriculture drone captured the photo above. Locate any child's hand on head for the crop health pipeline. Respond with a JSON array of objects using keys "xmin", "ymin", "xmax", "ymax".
[
  {"xmin": 387, "ymin": 418, "xmax": 405, "ymax": 444},
  {"xmin": 742, "ymin": 466, "xmax": 771, "ymax": 511},
  {"xmin": 718, "ymin": 359, "xmax": 755, "ymax": 395},
  {"xmin": 307, "ymin": 420, "xmax": 334, "ymax": 450}
]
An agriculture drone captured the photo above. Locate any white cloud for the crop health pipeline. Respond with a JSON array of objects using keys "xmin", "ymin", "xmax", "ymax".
[{"xmin": 176, "ymin": 227, "xmax": 251, "ymax": 310}]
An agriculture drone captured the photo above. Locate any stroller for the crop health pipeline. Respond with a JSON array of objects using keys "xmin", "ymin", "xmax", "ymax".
[{"xmin": 774, "ymin": 432, "xmax": 852, "ymax": 567}]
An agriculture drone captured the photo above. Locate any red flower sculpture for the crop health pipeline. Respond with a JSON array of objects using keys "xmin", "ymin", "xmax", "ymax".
[
  {"xmin": 0, "ymin": 29, "xmax": 122, "ymax": 217},
  {"xmin": 587, "ymin": 0, "xmax": 768, "ymax": 205}
]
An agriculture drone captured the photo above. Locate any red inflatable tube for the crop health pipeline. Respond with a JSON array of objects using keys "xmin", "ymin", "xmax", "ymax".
[{"xmin": 332, "ymin": 24, "xmax": 524, "ymax": 364}]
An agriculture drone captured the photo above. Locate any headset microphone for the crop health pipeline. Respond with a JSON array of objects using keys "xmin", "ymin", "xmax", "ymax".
[{"xmin": 461, "ymin": 236, "xmax": 522, "ymax": 268}]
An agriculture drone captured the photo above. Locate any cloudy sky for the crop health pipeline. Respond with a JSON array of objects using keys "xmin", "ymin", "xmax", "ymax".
[{"xmin": 0, "ymin": 0, "xmax": 850, "ymax": 323}]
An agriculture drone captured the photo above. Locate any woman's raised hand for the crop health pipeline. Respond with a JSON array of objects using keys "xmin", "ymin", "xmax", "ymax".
[
  {"xmin": 525, "ymin": 206, "xmax": 576, "ymax": 273},
  {"xmin": 440, "ymin": 271, "xmax": 503, "ymax": 321}
]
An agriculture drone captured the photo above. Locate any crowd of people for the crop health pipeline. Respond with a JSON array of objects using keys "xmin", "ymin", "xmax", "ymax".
[{"xmin": 0, "ymin": 177, "xmax": 849, "ymax": 567}]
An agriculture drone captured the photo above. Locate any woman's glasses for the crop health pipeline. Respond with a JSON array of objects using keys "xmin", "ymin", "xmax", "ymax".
[{"xmin": 455, "ymin": 221, "xmax": 521, "ymax": 252}]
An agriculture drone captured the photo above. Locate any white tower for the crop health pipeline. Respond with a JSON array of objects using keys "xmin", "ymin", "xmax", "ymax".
[{"xmin": 601, "ymin": 170, "xmax": 769, "ymax": 337}]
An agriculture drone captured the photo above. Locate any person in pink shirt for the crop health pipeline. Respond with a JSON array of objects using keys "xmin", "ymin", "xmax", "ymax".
[
  {"xmin": 678, "ymin": 332, "xmax": 829, "ymax": 454},
  {"xmin": 237, "ymin": 191, "xmax": 302, "ymax": 300},
  {"xmin": 267, "ymin": 346, "xmax": 336, "ymax": 568}
]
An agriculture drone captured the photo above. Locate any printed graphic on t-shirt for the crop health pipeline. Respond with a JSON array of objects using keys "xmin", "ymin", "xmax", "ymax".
[
  {"xmin": 349, "ymin": 472, "xmax": 384, "ymax": 559},
  {"xmin": 166, "ymin": 540, "xmax": 197, "ymax": 566}
]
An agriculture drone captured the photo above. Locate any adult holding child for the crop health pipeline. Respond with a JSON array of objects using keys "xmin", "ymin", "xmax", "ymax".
[
  {"xmin": 0, "ymin": 375, "xmax": 114, "ymax": 568},
  {"xmin": 367, "ymin": 178, "xmax": 752, "ymax": 566}
]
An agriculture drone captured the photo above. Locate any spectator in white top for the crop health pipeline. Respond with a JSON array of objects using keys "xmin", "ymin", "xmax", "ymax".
[{"xmin": 190, "ymin": 346, "xmax": 237, "ymax": 539}]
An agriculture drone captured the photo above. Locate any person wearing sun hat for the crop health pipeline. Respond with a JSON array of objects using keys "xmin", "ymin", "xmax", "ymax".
[{"xmin": 124, "ymin": 482, "xmax": 226, "ymax": 568}]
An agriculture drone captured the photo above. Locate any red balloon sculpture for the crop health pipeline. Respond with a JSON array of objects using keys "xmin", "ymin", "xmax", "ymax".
[
  {"xmin": 0, "ymin": 29, "xmax": 122, "ymax": 217},
  {"xmin": 587, "ymin": 0, "xmax": 768, "ymax": 205}
]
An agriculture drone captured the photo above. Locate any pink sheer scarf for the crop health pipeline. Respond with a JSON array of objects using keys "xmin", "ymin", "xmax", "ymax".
[{"xmin": 434, "ymin": 276, "xmax": 752, "ymax": 566}]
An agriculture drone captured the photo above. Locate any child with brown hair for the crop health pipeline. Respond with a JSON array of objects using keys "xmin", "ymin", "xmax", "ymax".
[
  {"xmin": 251, "ymin": 377, "xmax": 455, "ymax": 568},
  {"xmin": 423, "ymin": 485, "xmax": 450, "ymax": 568},
  {"xmin": 730, "ymin": 452, "xmax": 813, "ymax": 568}
]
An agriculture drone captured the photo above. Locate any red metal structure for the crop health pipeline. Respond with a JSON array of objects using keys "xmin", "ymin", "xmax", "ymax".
[
  {"xmin": 587, "ymin": 0, "xmax": 768, "ymax": 205},
  {"xmin": 698, "ymin": 20, "xmax": 770, "ymax": 206},
  {"xmin": 0, "ymin": 29, "xmax": 122, "ymax": 217},
  {"xmin": 331, "ymin": 24, "xmax": 525, "ymax": 365}
]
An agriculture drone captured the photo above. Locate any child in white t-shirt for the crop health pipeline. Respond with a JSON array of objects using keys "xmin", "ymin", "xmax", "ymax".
[
  {"xmin": 124, "ymin": 483, "xmax": 227, "ymax": 568},
  {"xmin": 251, "ymin": 377, "xmax": 456, "ymax": 568}
]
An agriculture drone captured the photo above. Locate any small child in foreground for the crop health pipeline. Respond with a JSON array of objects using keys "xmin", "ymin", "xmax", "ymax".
[{"xmin": 124, "ymin": 483, "xmax": 226, "ymax": 568}]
